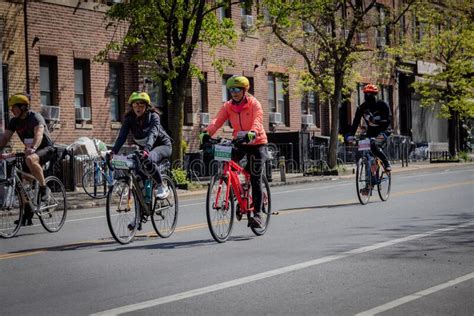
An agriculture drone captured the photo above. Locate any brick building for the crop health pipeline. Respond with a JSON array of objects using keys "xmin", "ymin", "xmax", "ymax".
[{"xmin": 2, "ymin": 0, "xmax": 418, "ymax": 156}]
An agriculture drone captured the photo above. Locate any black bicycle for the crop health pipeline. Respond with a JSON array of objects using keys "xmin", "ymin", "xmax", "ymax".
[
  {"xmin": 353, "ymin": 136, "xmax": 391, "ymax": 205},
  {"xmin": 106, "ymin": 152, "xmax": 178, "ymax": 244},
  {"xmin": 0, "ymin": 153, "xmax": 67, "ymax": 238}
]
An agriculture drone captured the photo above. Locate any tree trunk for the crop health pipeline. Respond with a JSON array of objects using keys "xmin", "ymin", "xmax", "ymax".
[
  {"xmin": 168, "ymin": 82, "xmax": 185, "ymax": 166},
  {"xmin": 328, "ymin": 73, "xmax": 343, "ymax": 169},
  {"xmin": 448, "ymin": 108, "xmax": 457, "ymax": 157}
]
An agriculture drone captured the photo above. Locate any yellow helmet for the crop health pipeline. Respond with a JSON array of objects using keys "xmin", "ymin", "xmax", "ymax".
[
  {"xmin": 226, "ymin": 75, "xmax": 250, "ymax": 90},
  {"xmin": 8, "ymin": 94, "xmax": 30, "ymax": 108},
  {"xmin": 128, "ymin": 91, "xmax": 151, "ymax": 105}
]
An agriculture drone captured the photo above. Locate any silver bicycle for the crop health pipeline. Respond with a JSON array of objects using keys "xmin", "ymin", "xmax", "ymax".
[{"xmin": 0, "ymin": 153, "xmax": 67, "ymax": 238}]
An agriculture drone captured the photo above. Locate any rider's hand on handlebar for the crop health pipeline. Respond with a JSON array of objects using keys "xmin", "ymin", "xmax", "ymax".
[
  {"xmin": 199, "ymin": 132, "xmax": 210, "ymax": 145},
  {"xmin": 136, "ymin": 149, "xmax": 149, "ymax": 160},
  {"xmin": 244, "ymin": 131, "xmax": 256, "ymax": 143}
]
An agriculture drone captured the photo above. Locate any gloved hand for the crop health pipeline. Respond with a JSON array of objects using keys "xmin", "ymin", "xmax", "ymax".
[
  {"xmin": 136, "ymin": 149, "xmax": 149, "ymax": 160},
  {"xmin": 199, "ymin": 132, "xmax": 210, "ymax": 145},
  {"xmin": 244, "ymin": 131, "xmax": 256, "ymax": 143},
  {"xmin": 345, "ymin": 135, "xmax": 355, "ymax": 143}
]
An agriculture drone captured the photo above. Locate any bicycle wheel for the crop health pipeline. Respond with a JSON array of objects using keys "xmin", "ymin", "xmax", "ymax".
[
  {"xmin": 250, "ymin": 175, "xmax": 272, "ymax": 236},
  {"xmin": 377, "ymin": 164, "xmax": 391, "ymax": 201},
  {"xmin": 356, "ymin": 157, "xmax": 371, "ymax": 205},
  {"xmin": 106, "ymin": 178, "xmax": 139, "ymax": 244},
  {"xmin": 151, "ymin": 175, "xmax": 178, "ymax": 238},
  {"xmin": 0, "ymin": 185, "xmax": 23, "ymax": 238},
  {"xmin": 82, "ymin": 168, "xmax": 108, "ymax": 199},
  {"xmin": 39, "ymin": 176, "xmax": 67, "ymax": 233},
  {"xmin": 206, "ymin": 174, "xmax": 235, "ymax": 243}
]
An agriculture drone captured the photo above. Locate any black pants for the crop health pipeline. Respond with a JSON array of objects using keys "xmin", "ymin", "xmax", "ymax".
[
  {"xmin": 370, "ymin": 141, "xmax": 390, "ymax": 168},
  {"xmin": 141, "ymin": 145, "xmax": 172, "ymax": 185},
  {"xmin": 232, "ymin": 144, "xmax": 268, "ymax": 214}
]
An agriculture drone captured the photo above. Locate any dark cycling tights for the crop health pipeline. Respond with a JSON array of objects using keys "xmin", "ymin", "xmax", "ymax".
[
  {"xmin": 232, "ymin": 145, "xmax": 268, "ymax": 214},
  {"xmin": 141, "ymin": 145, "xmax": 172, "ymax": 185}
]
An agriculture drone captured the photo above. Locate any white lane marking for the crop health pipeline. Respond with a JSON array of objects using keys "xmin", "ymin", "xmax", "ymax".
[
  {"xmin": 355, "ymin": 272, "xmax": 474, "ymax": 316},
  {"xmin": 90, "ymin": 221, "xmax": 474, "ymax": 316}
]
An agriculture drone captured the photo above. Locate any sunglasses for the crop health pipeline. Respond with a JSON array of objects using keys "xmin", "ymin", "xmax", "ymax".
[
  {"xmin": 133, "ymin": 101, "xmax": 147, "ymax": 106},
  {"xmin": 228, "ymin": 87, "xmax": 243, "ymax": 93}
]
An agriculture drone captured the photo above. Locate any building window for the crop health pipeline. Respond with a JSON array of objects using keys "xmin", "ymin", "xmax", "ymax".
[
  {"xmin": 74, "ymin": 59, "xmax": 91, "ymax": 123},
  {"xmin": 241, "ymin": 0, "xmax": 252, "ymax": 15},
  {"xmin": 268, "ymin": 74, "xmax": 289, "ymax": 126},
  {"xmin": 40, "ymin": 56, "xmax": 57, "ymax": 106},
  {"xmin": 1, "ymin": 64, "xmax": 8, "ymax": 131},
  {"xmin": 184, "ymin": 78, "xmax": 193, "ymax": 126},
  {"xmin": 146, "ymin": 79, "xmax": 164, "ymax": 109},
  {"xmin": 302, "ymin": 91, "xmax": 320, "ymax": 128},
  {"xmin": 199, "ymin": 73, "xmax": 208, "ymax": 112},
  {"xmin": 217, "ymin": 2, "xmax": 231, "ymax": 21},
  {"xmin": 74, "ymin": 59, "xmax": 90, "ymax": 108},
  {"xmin": 109, "ymin": 63, "xmax": 123, "ymax": 122}
]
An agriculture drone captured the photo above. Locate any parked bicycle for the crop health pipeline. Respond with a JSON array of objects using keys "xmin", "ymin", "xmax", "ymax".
[
  {"xmin": 204, "ymin": 137, "xmax": 271, "ymax": 243},
  {"xmin": 82, "ymin": 156, "xmax": 115, "ymax": 199},
  {"xmin": 106, "ymin": 151, "xmax": 178, "ymax": 244},
  {"xmin": 352, "ymin": 136, "xmax": 392, "ymax": 205},
  {"xmin": 0, "ymin": 153, "xmax": 67, "ymax": 238}
]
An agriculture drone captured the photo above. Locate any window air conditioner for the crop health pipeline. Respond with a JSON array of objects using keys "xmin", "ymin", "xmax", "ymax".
[
  {"xmin": 199, "ymin": 112, "xmax": 210, "ymax": 126},
  {"xmin": 241, "ymin": 15, "xmax": 254, "ymax": 29},
  {"xmin": 269, "ymin": 112, "xmax": 282, "ymax": 125},
  {"xmin": 376, "ymin": 37, "xmax": 386, "ymax": 48},
  {"xmin": 301, "ymin": 114, "xmax": 314, "ymax": 126},
  {"xmin": 75, "ymin": 107, "xmax": 92, "ymax": 121},
  {"xmin": 41, "ymin": 105, "xmax": 60, "ymax": 121}
]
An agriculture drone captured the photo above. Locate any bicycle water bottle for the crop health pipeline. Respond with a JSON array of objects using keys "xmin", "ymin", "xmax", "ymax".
[{"xmin": 144, "ymin": 179, "xmax": 152, "ymax": 203}]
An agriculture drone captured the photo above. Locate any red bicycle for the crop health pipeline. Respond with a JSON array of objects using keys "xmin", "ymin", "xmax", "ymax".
[{"xmin": 204, "ymin": 137, "xmax": 271, "ymax": 243}]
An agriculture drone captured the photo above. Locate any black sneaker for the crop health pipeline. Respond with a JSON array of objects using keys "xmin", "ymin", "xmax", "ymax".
[
  {"xmin": 384, "ymin": 163, "xmax": 392, "ymax": 173},
  {"xmin": 37, "ymin": 186, "xmax": 51, "ymax": 205},
  {"xmin": 14, "ymin": 205, "xmax": 34, "ymax": 226},
  {"xmin": 249, "ymin": 213, "xmax": 264, "ymax": 229}
]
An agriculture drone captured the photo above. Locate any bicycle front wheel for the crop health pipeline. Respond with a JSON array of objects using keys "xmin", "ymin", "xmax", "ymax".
[
  {"xmin": 377, "ymin": 164, "xmax": 391, "ymax": 201},
  {"xmin": 356, "ymin": 157, "xmax": 371, "ymax": 205},
  {"xmin": 250, "ymin": 175, "xmax": 272, "ymax": 236},
  {"xmin": 82, "ymin": 168, "xmax": 108, "ymax": 199},
  {"xmin": 0, "ymin": 185, "xmax": 23, "ymax": 238},
  {"xmin": 206, "ymin": 174, "xmax": 234, "ymax": 243},
  {"xmin": 151, "ymin": 175, "xmax": 178, "ymax": 238},
  {"xmin": 39, "ymin": 176, "xmax": 67, "ymax": 233},
  {"xmin": 106, "ymin": 178, "xmax": 139, "ymax": 244}
]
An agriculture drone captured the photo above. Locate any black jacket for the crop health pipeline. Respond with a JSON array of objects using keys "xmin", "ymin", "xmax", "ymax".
[
  {"xmin": 350, "ymin": 99, "xmax": 391, "ymax": 137},
  {"xmin": 112, "ymin": 111, "xmax": 171, "ymax": 153}
]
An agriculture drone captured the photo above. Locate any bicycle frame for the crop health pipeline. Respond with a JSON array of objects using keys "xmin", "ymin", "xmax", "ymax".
[
  {"xmin": 2, "ymin": 157, "xmax": 54, "ymax": 213},
  {"xmin": 216, "ymin": 159, "xmax": 252, "ymax": 213}
]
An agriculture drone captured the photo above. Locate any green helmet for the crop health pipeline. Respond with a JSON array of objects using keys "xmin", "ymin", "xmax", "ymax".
[
  {"xmin": 226, "ymin": 75, "xmax": 250, "ymax": 90},
  {"xmin": 128, "ymin": 91, "xmax": 151, "ymax": 105}
]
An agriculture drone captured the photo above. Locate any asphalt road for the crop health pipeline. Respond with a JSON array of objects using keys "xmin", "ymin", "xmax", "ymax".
[{"xmin": 1, "ymin": 165, "xmax": 473, "ymax": 315}]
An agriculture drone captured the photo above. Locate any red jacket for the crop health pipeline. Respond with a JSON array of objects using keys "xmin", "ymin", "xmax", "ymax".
[{"xmin": 206, "ymin": 95, "xmax": 268, "ymax": 145}]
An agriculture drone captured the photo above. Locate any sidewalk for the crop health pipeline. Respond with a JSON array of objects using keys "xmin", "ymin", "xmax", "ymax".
[{"xmin": 66, "ymin": 161, "xmax": 474, "ymax": 210}]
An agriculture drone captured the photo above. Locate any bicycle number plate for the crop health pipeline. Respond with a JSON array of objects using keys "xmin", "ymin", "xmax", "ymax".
[
  {"xmin": 214, "ymin": 145, "xmax": 232, "ymax": 162},
  {"xmin": 112, "ymin": 155, "xmax": 135, "ymax": 170},
  {"xmin": 0, "ymin": 161, "xmax": 6, "ymax": 180},
  {"xmin": 358, "ymin": 139, "xmax": 371, "ymax": 151}
]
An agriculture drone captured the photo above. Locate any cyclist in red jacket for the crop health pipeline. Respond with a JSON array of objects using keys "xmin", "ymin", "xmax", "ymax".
[{"xmin": 200, "ymin": 75, "xmax": 268, "ymax": 228}]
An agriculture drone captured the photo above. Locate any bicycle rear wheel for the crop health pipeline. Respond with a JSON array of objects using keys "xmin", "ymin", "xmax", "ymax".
[
  {"xmin": 0, "ymin": 185, "xmax": 23, "ymax": 238},
  {"xmin": 377, "ymin": 164, "xmax": 391, "ymax": 201},
  {"xmin": 356, "ymin": 157, "xmax": 371, "ymax": 205},
  {"xmin": 206, "ymin": 174, "xmax": 234, "ymax": 243},
  {"xmin": 106, "ymin": 178, "xmax": 139, "ymax": 244},
  {"xmin": 39, "ymin": 176, "xmax": 67, "ymax": 232},
  {"xmin": 151, "ymin": 175, "xmax": 178, "ymax": 238},
  {"xmin": 82, "ymin": 168, "xmax": 108, "ymax": 199},
  {"xmin": 250, "ymin": 175, "xmax": 272, "ymax": 236}
]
